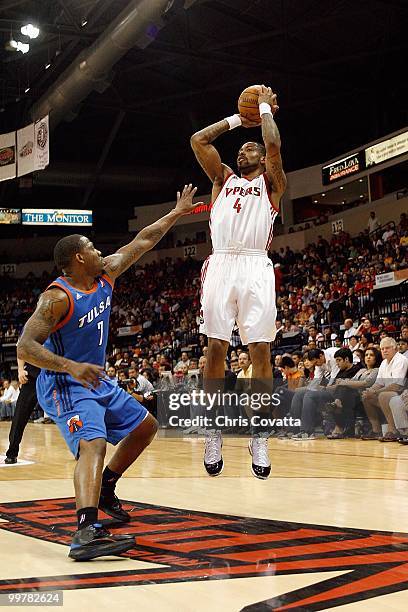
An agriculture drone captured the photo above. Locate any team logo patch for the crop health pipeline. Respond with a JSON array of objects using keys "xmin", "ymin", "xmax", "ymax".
[
  {"xmin": 36, "ymin": 121, "xmax": 48, "ymax": 149},
  {"xmin": 67, "ymin": 415, "xmax": 83, "ymax": 433},
  {"xmin": 0, "ymin": 497, "xmax": 407, "ymax": 609}
]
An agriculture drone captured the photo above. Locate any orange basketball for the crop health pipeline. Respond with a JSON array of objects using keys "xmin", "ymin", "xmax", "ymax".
[{"xmin": 238, "ymin": 85, "xmax": 262, "ymax": 123}]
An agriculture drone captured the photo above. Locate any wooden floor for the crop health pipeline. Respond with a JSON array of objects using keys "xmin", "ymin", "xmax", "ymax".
[{"xmin": 1, "ymin": 422, "xmax": 408, "ymax": 611}]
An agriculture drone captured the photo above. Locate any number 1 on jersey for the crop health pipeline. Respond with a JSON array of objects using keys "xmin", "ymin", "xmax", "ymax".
[
  {"xmin": 233, "ymin": 197, "xmax": 242, "ymax": 213},
  {"xmin": 97, "ymin": 320, "xmax": 104, "ymax": 346}
]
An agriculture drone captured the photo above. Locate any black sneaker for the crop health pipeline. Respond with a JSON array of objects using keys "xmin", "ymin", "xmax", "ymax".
[
  {"xmin": 248, "ymin": 434, "xmax": 271, "ymax": 479},
  {"xmin": 4, "ymin": 456, "xmax": 17, "ymax": 464},
  {"xmin": 69, "ymin": 523, "xmax": 135, "ymax": 561},
  {"xmin": 99, "ymin": 492, "xmax": 131, "ymax": 523},
  {"xmin": 204, "ymin": 433, "xmax": 224, "ymax": 476}
]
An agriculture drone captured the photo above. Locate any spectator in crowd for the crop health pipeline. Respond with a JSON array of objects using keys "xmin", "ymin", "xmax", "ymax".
[
  {"xmin": 280, "ymin": 355, "xmax": 304, "ymax": 391},
  {"xmin": 367, "ymin": 211, "xmax": 380, "ymax": 234},
  {"xmin": 343, "ymin": 319, "xmax": 357, "ymax": 344},
  {"xmin": 175, "ymin": 352, "xmax": 190, "ymax": 370},
  {"xmin": 361, "ymin": 337, "xmax": 408, "ymax": 441},
  {"xmin": 291, "ymin": 348, "xmax": 361, "ymax": 440},
  {"xmin": 390, "ymin": 390, "xmax": 408, "ymax": 444},
  {"xmin": 0, "ymin": 380, "xmax": 19, "ymax": 421},
  {"xmin": 326, "ymin": 348, "xmax": 382, "ymax": 438},
  {"xmin": 107, "ymin": 366, "xmax": 117, "ymax": 380},
  {"xmin": 398, "ymin": 339, "xmax": 408, "ymax": 356}
]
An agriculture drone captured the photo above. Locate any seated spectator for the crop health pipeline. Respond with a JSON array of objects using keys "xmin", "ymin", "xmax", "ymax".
[
  {"xmin": 0, "ymin": 380, "xmax": 19, "ymax": 421},
  {"xmin": 280, "ymin": 355, "xmax": 304, "ymax": 390},
  {"xmin": 291, "ymin": 348, "xmax": 361, "ymax": 440},
  {"xmin": 106, "ymin": 366, "xmax": 117, "ymax": 380},
  {"xmin": 390, "ymin": 390, "xmax": 408, "ymax": 443},
  {"xmin": 175, "ymin": 351, "xmax": 190, "ymax": 370},
  {"xmin": 361, "ymin": 337, "xmax": 408, "ymax": 441},
  {"xmin": 398, "ymin": 338, "xmax": 408, "ymax": 356},
  {"xmin": 382, "ymin": 316, "xmax": 397, "ymax": 334},
  {"xmin": 343, "ymin": 318, "xmax": 357, "ymax": 344},
  {"xmin": 326, "ymin": 348, "xmax": 382, "ymax": 438}
]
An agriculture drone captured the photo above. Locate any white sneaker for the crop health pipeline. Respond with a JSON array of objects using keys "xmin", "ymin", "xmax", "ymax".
[
  {"xmin": 34, "ymin": 416, "xmax": 46, "ymax": 424},
  {"xmin": 248, "ymin": 434, "xmax": 271, "ymax": 479},
  {"xmin": 204, "ymin": 432, "xmax": 223, "ymax": 476}
]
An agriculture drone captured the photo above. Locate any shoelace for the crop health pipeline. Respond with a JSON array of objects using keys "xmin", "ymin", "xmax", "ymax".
[
  {"xmin": 205, "ymin": 436, "xmax": 221, "ymax": 464},
  {"xmin": 252, "ymin": 437, "xmax": 270, "ymax": 467}
]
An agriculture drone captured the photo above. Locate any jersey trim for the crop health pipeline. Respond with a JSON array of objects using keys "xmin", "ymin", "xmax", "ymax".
[
  {"xmin": 101, "ymin": 273, "xmax": 114, "ymax": 288},
  {"xmin": 46, "ymin": 282, "xmax": 75, "ymax": 332},
  {"xmin": 61, "ymin": 277, "xmax": 98, "ymax": 294},
  {"xmin": 263, "ymin": 172, "xmax": 280, "ymax": 214}
]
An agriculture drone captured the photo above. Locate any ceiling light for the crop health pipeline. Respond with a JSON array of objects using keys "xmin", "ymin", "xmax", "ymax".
[
  {"xmin": 21, "ymin": 24, "xmax": 40, "ymax": 39},
  {"xmin": 339, "ymin": 186, "xmax": 344, "ymax": 190},
  {"xmin": 359, "ymin": 178, "xmax": 363, "ymax": 182},
  {"xmin": 359, "ymin": 194, "xmax": 364, "ymax": 198},
  {"xmin": 342, "ymin": 200, "xmax": 345, "ymax": 204},
  {"xmin": 5, "ymin": 38, "xmax": 18, "ymax": 51},
  {"xmin": 321, "ymin": 193, "xmax": 326, "ymax": 197},
  {"xmin": 45, "ymin": 62, "xmax": 51, "ymax": 69},
  {"xmin": 24, "ymin": 86, "xmax": 30, "ymax": 93},
  {"xmin": 18, "ymin": 41, "xmax": 30, "ymax": 54},
  {"xmin": 313, "ymin": 200, "xmax": 318, "ymax": 203},
  {"xmin": 81, "ymin": 18, "xmax": 88, "ymax": 27}
]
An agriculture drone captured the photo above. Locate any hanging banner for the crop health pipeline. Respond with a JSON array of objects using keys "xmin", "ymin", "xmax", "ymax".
[
  {"xmin": 0, "ymin": 131, "xmax": 16, "ymax": 182},
  {"xmin": 17, "ymin": 123, "xmax": 35, "ymax": 177},
  {"xmin": 34, "ymin": 115, "xmax": 49, "ymax": 170}
]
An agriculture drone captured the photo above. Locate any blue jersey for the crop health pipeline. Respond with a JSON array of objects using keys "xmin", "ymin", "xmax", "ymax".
[
  {"xmin": 43, "ymin": 274, "xmax": 113, "ymax": 367},
  {"xmin": 36, "ymin": 273, "xmax": 148, "ymax": 459}
]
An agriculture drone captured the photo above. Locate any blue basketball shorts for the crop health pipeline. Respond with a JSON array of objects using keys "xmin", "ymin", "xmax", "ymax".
[{"xmin": 37, "ymin": 372, "xmax": 148, "ymax": 458}]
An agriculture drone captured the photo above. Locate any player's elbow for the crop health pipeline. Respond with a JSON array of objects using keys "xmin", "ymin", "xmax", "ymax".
[
  {"xmin": 190, "ymin": 131, "xmax": 207, "ymax": 150},
  {"xmin": 190, "ymin": 133, "xmax": 200, "ymax": 150}
]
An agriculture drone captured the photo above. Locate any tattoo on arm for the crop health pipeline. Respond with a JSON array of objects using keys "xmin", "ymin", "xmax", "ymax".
[
  {"xmin": 17, "ymin": 290, "xmax": 73, "ymax": 373},
  {"xmin": 191, "ymin": 120, "xmax": 230, "ymax": 183},
  {"xmin": 261, "ymin": 114, "xmax": 287, "ymax": 197}
]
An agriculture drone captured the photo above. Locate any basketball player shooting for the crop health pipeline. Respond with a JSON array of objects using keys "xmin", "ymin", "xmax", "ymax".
[
  {"xmin": 190, "ymin": 85, "xmax": 286, "ymax": 479},
  {"xmin": 17, "ymin": 185, "xmax": 200, "ymax": 561}
]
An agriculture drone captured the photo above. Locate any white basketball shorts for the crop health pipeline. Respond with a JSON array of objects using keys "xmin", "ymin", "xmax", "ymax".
[{"xmin": 199, "ymin": 249, "xmax": 277, "ymax": 345}]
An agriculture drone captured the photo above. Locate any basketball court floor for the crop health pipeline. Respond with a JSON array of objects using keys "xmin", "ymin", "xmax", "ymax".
[{"xmin": 1, "ymin": 422, "xmax": 408, "ymax": 611}]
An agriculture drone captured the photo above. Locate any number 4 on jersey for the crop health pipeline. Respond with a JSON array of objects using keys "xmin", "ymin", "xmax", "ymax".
[{"xmin": 233, "ymin": 197, "xmax": 242, "ymax": 213}]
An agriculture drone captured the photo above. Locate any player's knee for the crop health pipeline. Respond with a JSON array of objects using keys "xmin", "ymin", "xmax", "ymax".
[
  {"xmin": 146, "ymin": 415, "xmax": 159, "ymax": 442},
  {"xmin": 133, "ymin": 413, "xmax": 158, "ymax": 445},
  {"xmin": 78, "ymin": 437, "xmax": 106, "ymax": 459}
]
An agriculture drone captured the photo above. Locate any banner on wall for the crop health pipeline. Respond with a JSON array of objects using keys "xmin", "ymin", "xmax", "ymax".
[
  {"xmin": 22, "ymin": 209, "xmax": 92, "ymax": 226},
  {"xmin": 34, "ymin": 115, "xmax": 49, "ymax": 170},
  {"xmin": 322, "ymin": 151, "xmax": 365, "ymax": 185},
  {"xmin": 0, "ymin": 208, "xmax": 20, "ymax": 224},
  {"xmin": 17, "ymin": 124, "xmax": 35, "ymax": 177},
  {"xmin": 0, "ymin": 131, "xmax": 16, "ymax": 182},
  {"xmin": 365, "ymin": 130, "xmax": 408, "ymax": 167}
]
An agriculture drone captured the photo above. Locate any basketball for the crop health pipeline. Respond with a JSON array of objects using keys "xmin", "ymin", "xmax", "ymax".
[{"xmin": 238, "ymin": 85, "xmax": 262, "ymax": 123}]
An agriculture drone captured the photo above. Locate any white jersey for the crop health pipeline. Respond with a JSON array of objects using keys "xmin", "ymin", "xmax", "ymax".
[{"xmin": 210, "ymin": 172, "xmax": 279, "ymax": 251}]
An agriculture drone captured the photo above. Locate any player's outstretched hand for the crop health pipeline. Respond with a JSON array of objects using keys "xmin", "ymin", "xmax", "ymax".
[
  {"xmin": 175, "ymin": 184, "xmax": 203, "ymax": 215},
  {"xmin": 67, "ymin": 362, "xmax": 106, "ymax": 388},
  {"xmin": 258, "ymin": 85, "xmax": 279, "ymax": 115}
]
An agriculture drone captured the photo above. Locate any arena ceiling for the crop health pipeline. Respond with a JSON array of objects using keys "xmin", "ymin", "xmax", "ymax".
[{"xmin": 0, "ymin": 0, "xmax": 407, "ymax": 212}]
